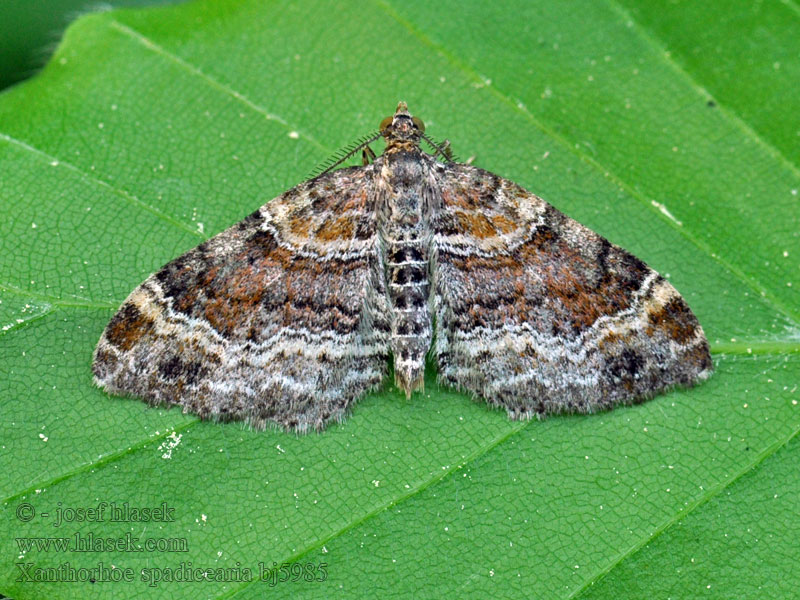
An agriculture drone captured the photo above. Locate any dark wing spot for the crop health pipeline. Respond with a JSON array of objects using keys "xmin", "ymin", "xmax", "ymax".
[
  {"xmin": 237, "ymin": 210, "xmax": 264, "ymax": 230},
  {"xmin": 609, "ymin": 349, "xmax": 643, "ymax": 380},
  {"xmin": 433, "ymin": 212, "xmax": 459, "ymax": 236},
  {"xmin": 160, "ymin": 356, "xmax": 204, "ymax": 384},
  {"xmin": 649, "ymin": 297, "xmax": 699, "ymax": 344},
  {"xmin": 159, "ymin": 356, "xmax": 184, "ymax": 380},
  {"xmin": 245, "ymin": 229, "xmax": 278, "ymax": 255},
  {"xmin": 354, "ymin": 215, "xmax": 375, "ymax": 240}
]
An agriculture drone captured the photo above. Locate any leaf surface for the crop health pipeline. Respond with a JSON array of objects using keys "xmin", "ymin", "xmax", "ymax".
[{"xmin": 1, "ymin": 1, "xmax": 798, "ymax": 598}]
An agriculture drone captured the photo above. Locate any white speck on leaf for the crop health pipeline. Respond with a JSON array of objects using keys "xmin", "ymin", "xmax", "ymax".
[
  {"xmin": 158, "ymin": 431, "xmax": 183, "ymax": 459},
  {"xmin": 651, "ymin": 200, "xmax": 683, "ymax": 226}
]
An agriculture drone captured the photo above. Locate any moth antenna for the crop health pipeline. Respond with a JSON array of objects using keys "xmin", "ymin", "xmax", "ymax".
[{"xmin": 311, "ymin": 131, "xmax": 382, "ymax": 177}]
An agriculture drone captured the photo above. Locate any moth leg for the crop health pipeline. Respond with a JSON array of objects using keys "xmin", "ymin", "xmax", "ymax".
[
  {"xmin": 435, "ymin": 139, "xmax": 453, "ymax": 161},
  {"xmin": 419, "ymin": 133, "xmax": 454, "ymax": 163},
  {"xmin": 362, "ymin": 145, "xmax": 376, "ymax": 166},
  {"xmin": 427, "ymin": 138, "xmax": 453, "ymax": 162}
]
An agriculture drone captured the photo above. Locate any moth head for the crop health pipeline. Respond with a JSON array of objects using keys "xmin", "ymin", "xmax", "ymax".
[{"xmin": 380, "ymin": 101, "xmax": 425, "ymax": 143}]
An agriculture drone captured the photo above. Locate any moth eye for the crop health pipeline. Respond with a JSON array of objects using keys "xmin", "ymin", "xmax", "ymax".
[
  {"xmin": 380, "ymin": 116, "xmax": 393, "ymax": 131},
  {"xmin": 412, "ymin": 116, "xmax": 425, "ymax": 132}
]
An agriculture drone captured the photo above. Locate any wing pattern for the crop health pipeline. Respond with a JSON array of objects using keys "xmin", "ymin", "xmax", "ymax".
[
  {"xmin": 94, "ymin": 103, "xmax": 713, "ymax": 431},
  {"xmin": 93, "ymin": 167, "xmax": 390, "ymax": 432},
  {"xmin": 431, "ymin": 164, "xmax": 712, "ymax": 418}
]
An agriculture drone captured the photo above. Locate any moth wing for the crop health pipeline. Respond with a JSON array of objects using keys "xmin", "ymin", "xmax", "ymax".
[
  {"xmin": 432, "ymin": 164, "xmax": 712, "ymax": 418},
  {"xmin": 93, "ymin": 167, "xmax": 390, "ymax": 432}
]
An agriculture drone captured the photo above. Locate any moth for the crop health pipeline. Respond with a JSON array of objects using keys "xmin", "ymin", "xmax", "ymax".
[{"xmin": 93, "ymin": 102, "xmax": 712, "ymax": 432}]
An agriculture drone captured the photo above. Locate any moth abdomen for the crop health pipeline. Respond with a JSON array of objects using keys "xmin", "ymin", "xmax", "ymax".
[{"xmin": 385, "ymin": 235, "xmax": 432, "ymax": 397}]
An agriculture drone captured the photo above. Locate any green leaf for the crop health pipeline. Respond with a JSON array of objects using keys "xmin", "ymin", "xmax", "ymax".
[{"xmin": 1, "ymin": 1, "xmax": 797, "ymax": 598}]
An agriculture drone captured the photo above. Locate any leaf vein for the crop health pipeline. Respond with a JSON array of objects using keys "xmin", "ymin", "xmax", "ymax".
[
  {"xmin": 107, "ymin": 19, "xmax": 329, "ymax": 155},
  {"xmin": 0, "ymin": 282, "xmax": 116, "ymax": 309},
  {"xmin": 221, "ymin": 421, "xmax": 531, "ymax": 599},
  {"xmin": 566, "ymin": 421, "xmax": 800, "ymax": 598},
  {"xmin": 602, "ymin": 0, "xmax": 800, "ymax": 177},
  {"xmin": 1, "ymin": 421, "xmax": 201, "ymax": 507},
  {"xmin": 0, "ymin": 131, "xmax": 202, "ymax": 239}
]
